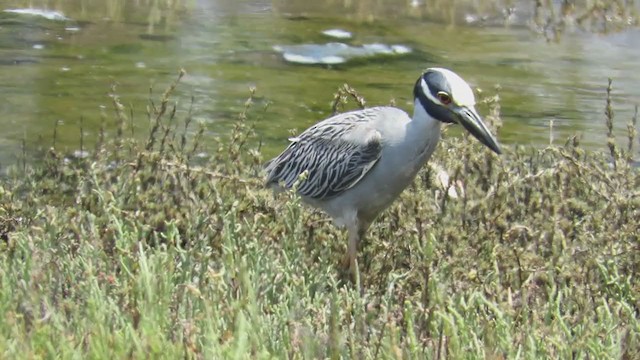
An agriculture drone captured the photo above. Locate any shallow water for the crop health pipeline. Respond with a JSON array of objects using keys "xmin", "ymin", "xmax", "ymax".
[{"xmin": 0, "ymin": 0, "xmax": 638, "ymax": 164}]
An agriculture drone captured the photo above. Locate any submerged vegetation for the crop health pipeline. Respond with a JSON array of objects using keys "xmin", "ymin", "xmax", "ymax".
[
  {"xmin": 0, "ymin": 72, "xmax": 638, "ymax": 358},
  {"xmin": 276, "ymin": 0, "xmax": 640, "ymax": 37}
]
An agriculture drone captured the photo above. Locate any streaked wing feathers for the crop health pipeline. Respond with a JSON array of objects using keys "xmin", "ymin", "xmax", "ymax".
[{"xmin": 265, "ymin": 111, "xmax": 383, "ymax": 200}]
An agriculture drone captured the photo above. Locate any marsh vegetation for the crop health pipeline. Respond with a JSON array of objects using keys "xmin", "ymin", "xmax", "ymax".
[
  {"xmin": 0, "ymin": 0, "xmax": 639, "ymax": 358},
  {"xmin": 0, "ymin": 72, "xmax": 638, "ymax": 358}
]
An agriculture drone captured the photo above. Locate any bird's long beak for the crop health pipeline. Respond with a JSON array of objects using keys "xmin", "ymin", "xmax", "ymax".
[{"xmin": 453, "ymin": 106, "xmax": 502, "ymax": 154}]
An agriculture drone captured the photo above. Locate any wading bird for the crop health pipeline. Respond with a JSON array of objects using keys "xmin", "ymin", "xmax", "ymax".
[{"xmin": 265, "ymin": 68, "xmax": 502, "ymax": 276}]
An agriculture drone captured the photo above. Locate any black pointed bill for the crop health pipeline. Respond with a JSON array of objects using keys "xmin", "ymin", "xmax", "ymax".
[{"xmin": 453, "ymin": 106, "xmax": 502, "ymax": 154}]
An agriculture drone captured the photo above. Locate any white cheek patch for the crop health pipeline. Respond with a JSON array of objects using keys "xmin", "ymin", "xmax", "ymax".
[
  {"xmin": 420, "ymin": 78, "xmax": 442, "ymax": 105},
  {"xmin": 431, "ymin": 67, "xmax": 476, "ymax": 107}
]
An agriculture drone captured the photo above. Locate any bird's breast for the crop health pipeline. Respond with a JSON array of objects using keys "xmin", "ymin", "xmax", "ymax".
[{"xmin": 315, "ymin": 106, "xmax": 441, "ymax": 225}]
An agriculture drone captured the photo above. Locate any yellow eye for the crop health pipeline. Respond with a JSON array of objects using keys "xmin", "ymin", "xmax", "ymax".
[{"xmin": 437, "ymin": 92, "xmax": 452, "ymax": 105}]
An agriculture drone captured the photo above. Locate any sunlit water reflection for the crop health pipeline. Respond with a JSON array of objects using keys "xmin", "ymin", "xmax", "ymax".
[{"xmin": 0, "ymin": 0, "xmax": 638, "ymax": 164}]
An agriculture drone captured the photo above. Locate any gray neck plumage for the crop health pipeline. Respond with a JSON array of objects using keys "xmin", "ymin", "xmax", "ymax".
[
  {"xmin": 412, "ymin": 99, "xmax": 441, "ymax": 130},
  {"xmin": 409, "ymin": 99, "xmax": 441, "ymax": 154},
  {"xmin": 402, "ymin": 99, "xmax": 441, "ymax": 165}
]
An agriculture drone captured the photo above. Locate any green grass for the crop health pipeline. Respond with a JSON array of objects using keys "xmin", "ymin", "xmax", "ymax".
[{"xmin": 0, "ymin": 72, "xmax": 638, "ymax": 359}]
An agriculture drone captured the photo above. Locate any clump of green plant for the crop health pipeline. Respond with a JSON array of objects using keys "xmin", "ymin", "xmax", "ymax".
[
  {"xmin": 0, "ymin": 71, "xmax": 638, "ymax": 359},
  {"xmin": 532, "ymin": 0, "xmax": 639, "ymax": 41},
  {"xmin": 414, "ymin": 0, "xmax": 639, "ymax": 41}
]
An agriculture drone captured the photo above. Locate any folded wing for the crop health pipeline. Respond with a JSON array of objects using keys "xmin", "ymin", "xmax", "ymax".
[{"xmin": 265, "ymin": 110, "xmax": 383, "ymax": 200}]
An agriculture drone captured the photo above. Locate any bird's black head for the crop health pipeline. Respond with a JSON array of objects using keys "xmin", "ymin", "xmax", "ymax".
[{"xmin": 413, "ymin": 67, "xmax": 502, "ymax": 154}]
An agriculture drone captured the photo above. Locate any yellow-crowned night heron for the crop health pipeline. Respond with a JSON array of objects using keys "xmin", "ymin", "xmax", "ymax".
[{"xmin": 265, "ymin": 68, "xmax": 502, "ymax": 274}]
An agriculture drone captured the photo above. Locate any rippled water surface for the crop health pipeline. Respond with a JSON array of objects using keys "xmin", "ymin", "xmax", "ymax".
[{"xmin": 0, "ymin": 0, "xmax": 638, "ymax": 163}]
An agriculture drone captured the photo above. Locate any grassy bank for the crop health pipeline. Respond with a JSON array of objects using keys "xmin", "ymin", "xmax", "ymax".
[{"xmin": 0, "ymin": 73, "xmax": 638, "ymax": 359}]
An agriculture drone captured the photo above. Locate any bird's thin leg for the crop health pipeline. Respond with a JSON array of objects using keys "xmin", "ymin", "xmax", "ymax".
[
  {"xmin": 342, "ymin": 219, "xmax": 374, "ymax": 284},
  {"xmin": 340, "ymin": 227, "xmax": 360, "ymax": 280}
]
